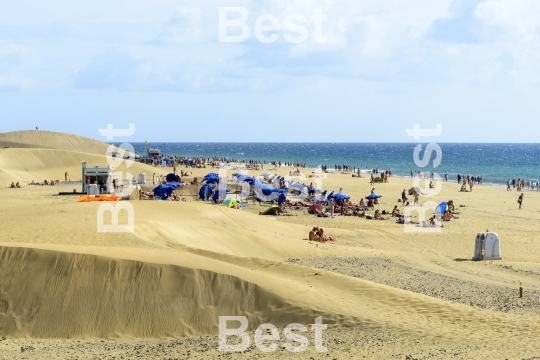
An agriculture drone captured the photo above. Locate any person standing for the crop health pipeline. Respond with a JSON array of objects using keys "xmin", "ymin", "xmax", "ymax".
[
  {"xmin": 401, "ymin": 189, "xmax": 408, "ymax": 203},
  {"xmin": 518, "ymin": 193, "xmax": 524, "ymax": 209},
  {"xmin": 507, "ymin": 180, "xmax": 511, "ymax": 191},
  {"xmin": 65, "ymin": 171, "xmax": 68, "ymax": 182}
]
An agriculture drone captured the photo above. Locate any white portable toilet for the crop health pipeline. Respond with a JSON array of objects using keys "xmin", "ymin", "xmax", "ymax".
[
  {"xmin": 473, "ymin": 232, "xmax": 502, "ymax": 260},
  {"xmin": 138, "ymin": 172, "xmax": 146, "ymax": 184},
  {"xmin": 87, "ymin": 184, "xmax": 99, "ymax": 195}
]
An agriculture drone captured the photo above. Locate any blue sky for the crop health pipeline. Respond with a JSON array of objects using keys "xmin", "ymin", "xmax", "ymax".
[{"xmin": 1, "ymin": 0, "xmax": 539, "ymax": 142}]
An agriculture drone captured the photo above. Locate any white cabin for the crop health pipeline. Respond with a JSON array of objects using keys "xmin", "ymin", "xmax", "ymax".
[{"xmin": 81, "ymin": 162, "xmax": 112, "ymax": 193}]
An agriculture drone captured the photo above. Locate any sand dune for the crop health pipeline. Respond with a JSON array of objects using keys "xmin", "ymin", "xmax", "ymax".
[
  {"xmin": 0, "ymin": 148, "xmax": 166, "ymax": 185},
  {"xmin": 0, "ymin": 130, "xmax": 112, "ymax": 155},
  {"xmin": 1, "ymin": 131, "xmax": 540, "ymax": 358},
  {"xmin": 0, "ymin": 246, "xmax": 327, "ymax": 338}
]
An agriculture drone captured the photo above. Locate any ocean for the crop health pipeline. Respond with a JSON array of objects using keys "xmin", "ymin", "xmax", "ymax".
[{"xmin": 124, "ymin": 143, "xmax": 540, "ymax": 186}]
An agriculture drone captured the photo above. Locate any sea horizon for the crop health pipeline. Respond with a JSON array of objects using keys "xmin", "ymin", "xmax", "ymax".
[{"xmin": 119, "ymin": 142, "xmax": 540, "ymax": 187}]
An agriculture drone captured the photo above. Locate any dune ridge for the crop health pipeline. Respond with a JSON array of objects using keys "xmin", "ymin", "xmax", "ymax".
[
  {"xmin": 0, "ymin": 246, "xmax": 332, "ymax": 338},
  {"xmin": 0, "ymin": 130, "xmax": 112, "ymax": 155}
]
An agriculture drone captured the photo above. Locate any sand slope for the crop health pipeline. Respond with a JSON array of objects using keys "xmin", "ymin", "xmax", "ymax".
[
  {"xmin": 0, "ymin": 246, "xmax": 326, "ymax": 338},
  {"xmin": 0, "ymin": 148, "xmax": 164, "ymax": 185},
  {"xmin": 0, "ymin": 130, "xmax": 112, "ymax": 155}
]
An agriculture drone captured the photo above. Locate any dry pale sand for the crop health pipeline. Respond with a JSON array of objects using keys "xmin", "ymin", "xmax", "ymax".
[{"xmin": 1, "ymin": 131, "xmax": 540, "ymax": 359}]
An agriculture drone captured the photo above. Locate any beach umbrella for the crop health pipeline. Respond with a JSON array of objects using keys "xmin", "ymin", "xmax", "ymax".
[
  {"xmin": 199, "ymin": 183, "xmax": 213, "ymax": 200},
  {"xmin": 203, "ymin": 173, "xmax": 219, "ymax": 181},
  {"xmin": 166, "ymin": 173, "xmax": 180, "ymax": 183},
  {"xmin": 204, "ymin": 177, "xmax": 221, "ymax": 184},
  {"xmin": 333, "ymin": 193, "xmax": 350, "ymax": 201},
  {"xmin": 436, "ymin": 201, "xmax": 448, "ymax": 214},
  {"xmin": 308, "ymin": 203, "xmax": 323, "ymax": 214},
  {"xmin": 153, "ymin": 183, "xmax": 182, "ymax": 200},
  {"xmin": 365, "ymin": 194, "xmax": 382, "ymax": 200},
  {"xmin": 326, "ymin": 191, "xmax": 334, "ymax": 201}
]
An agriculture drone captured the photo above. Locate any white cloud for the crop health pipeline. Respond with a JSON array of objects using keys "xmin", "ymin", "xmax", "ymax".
[{"xmin": 476, "ymin": 0, "xmax": 540, "ymax": 41}]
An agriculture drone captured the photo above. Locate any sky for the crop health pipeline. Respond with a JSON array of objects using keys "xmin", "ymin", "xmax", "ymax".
[{"xmin": 1, "ymin": 0, "xmax": 540, "ymax": 143}]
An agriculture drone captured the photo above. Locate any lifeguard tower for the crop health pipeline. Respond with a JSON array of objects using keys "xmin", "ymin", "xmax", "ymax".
[{"xmin": 81, "ymin": 162, "xmax": 112, "ymax": 193}]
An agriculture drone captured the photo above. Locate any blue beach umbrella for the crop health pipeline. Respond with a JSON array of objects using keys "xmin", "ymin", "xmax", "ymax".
[
  {"xmin": 436, "ymin": 201, "xmax": 448, "ymax": 214},
  {"xmin": 333, "ymin": 193, "xmax": 350, "ymax": 201},
  {"xmin": 365, "ymin": 194, "xmax": 382, "ymax": 200}
]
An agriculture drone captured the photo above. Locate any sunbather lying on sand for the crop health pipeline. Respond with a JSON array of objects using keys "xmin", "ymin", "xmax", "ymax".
[
  {"xmin": 169, "ymin": 193, "xmax": 186, "ymax": 202},
  {"xmin": 285, "ymin": 199, "xmax": 309, "ymax": 207},
  {"xmin": 318, "ymin": 227, "xmax": 335, "ymax": 242},
  {"xmin": 259, "ymin": 205, "xmax": 295, "ymax": 216},
  {"xmin": 396, "ymin": 217, "xmax": 418, "ymax": 224}
]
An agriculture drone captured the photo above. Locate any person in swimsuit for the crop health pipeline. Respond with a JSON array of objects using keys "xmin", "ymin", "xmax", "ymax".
[{"xmin": 518, "ymin": 193, "xmax": 524, "ymax": 209}]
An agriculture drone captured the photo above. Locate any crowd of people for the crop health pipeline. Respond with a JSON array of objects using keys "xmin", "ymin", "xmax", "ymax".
[
  {"xmin": 139, "ymin": 154, "xmax": 309, "ymax": 170},
  {"xmin": 506, "ymin": 178, "xmax": 538, "ymax": 191}
]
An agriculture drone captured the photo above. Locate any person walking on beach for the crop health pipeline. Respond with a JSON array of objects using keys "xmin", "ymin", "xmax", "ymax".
[
  {"xmin": 507, "ymin": 180, "xmax": 511, "ymax": 191},
  {"xmin": 401, "ymin": 189, "xmax": 408, "ymax": 204},
  {"xmin": 518, "ymin": 193, "xmax": 524, "ymax": 209},
  {"xmin": 65, "ymin": 171, "xmax": 68, "ymax": 182},
  {"xmin": 370, "ymin": 173, "xmax": 374, "ymax": 185},
  {"xmin": 413, "ymin": 191, "xmax": 419, "ymax": 206}
]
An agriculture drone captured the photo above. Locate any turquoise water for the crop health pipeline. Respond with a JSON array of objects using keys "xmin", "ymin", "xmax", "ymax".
[{"xmin": 126, "ymin": 143, "xmax": 540, "ymax": 186}]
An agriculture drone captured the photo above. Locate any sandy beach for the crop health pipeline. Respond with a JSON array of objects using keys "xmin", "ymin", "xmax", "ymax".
[{"xmin": 1, "ymin": 131, "xmax": 540, "ymax": 359}]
